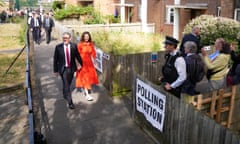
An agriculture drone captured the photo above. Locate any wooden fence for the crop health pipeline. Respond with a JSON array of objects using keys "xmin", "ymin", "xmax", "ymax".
[
  {"xmin": 192, "ymin": 86, "xmax": 236, "ymax": 128},
  {"xmin": 132, "ymin": 74, "xmax": 240, "ymax": 144},
  {"xmin": 97, "ymin": 51, "xmax": 165, "ymax": 95}
]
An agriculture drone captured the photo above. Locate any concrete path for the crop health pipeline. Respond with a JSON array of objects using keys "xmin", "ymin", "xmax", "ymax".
[
  {"xmin": 33, "ymin": 38, "xmax": 155, "ymax": 144},
  {"xmin": 0, "ymin": 88, "xmax": 29, "ymax": 144}
]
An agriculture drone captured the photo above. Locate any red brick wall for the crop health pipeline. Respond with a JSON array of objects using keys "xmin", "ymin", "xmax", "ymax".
[
  {"xmin": 221, "ymin": 0, "xmax": 234, "ymax": 18},
  {"xmin": 94, "ymin": 0, "xmax": 115, "ymax": 16}
]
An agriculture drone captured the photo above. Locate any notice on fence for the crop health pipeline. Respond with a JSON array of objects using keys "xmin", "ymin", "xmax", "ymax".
[
  {"xmin": 136, "ymin": 78, "xmax": 166, "ymax": 132},
  {"xmin": 94, "ymin": 47, "xmax": 103, "ymax": 73}
]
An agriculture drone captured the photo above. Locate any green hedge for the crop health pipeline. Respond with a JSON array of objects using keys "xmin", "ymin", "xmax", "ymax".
[{"xmin": 54, "ymin": 6, "xmax": 94, "ymax": 20}]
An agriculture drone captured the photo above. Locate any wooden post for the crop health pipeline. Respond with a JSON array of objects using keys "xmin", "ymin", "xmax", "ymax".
[
  {"xmin": 216, "ymin": 89, "xmax": 224, "ymax": 123},
  {"xmin": 210, "ymin": 91, "xmax": 217, "ymax": 118},
  {"xmin": 227, "ymin": 86, "xmax": 236, "ymax": 128}
]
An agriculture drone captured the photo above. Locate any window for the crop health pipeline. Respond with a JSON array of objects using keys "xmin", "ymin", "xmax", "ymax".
[
  {"xmin": 138, "ymin": 4, "xmax": 142, "ymax": 21},
  {"xmin": 234, "ymin": 8, "xmax": 240, "ymax": 21},
  {"xmin": 217, "ymin": 6, "xmax": 221, "ymax": 17},
  {"xmin": 166, "ymin": 7, "xmax": 174, "ymax": 24}
]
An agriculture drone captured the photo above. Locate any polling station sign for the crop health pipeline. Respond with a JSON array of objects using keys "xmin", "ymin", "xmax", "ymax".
[{"xmin": 136, "ymin": 78, "xmax": 166, "ymax": 132}]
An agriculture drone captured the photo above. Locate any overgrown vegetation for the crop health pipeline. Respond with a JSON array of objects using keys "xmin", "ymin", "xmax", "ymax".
[
  {"xmin": 17, "ymin": 0, "xmax": 38, "ymax": 8},
  {"xmin": 53, "ymin": 5, "xmax": 120, "ymax": 24},
  {"xmin": 0, "ymin": 20, "xmax": 26, "ymax": 88},
  {"xmin": 0, "ymin": 22, "xmax": 25, "ymax": 50},
  {"xmin": 54, "ymin": 5, "xmax": 94, "ymax": 20},
  {"xmin": 91, "ymin": 31, "xmax": 164, "ymax": 55},
  {"xmin": 52, "ymin": 0, "xmax": 65, "ymax": 11},
  {"xmin": 18, "ymin": 18, "xmax": 27, "ymax": 44},
  {"xmin": 184, "ymin": 15, "xmax": 240, "ymax": 52},
  {"xmin": 0, "ymin": 54, "xmax": 25, "ymax": 87}
]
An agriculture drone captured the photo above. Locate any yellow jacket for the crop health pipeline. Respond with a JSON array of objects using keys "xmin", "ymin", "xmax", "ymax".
[{"xmin": 203, "ymin": 53, "xmax": 230, "ymax": 80}]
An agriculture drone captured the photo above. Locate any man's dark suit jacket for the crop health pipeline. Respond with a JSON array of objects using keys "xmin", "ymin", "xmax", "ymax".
[
  {"xmin": 30, "ymin": 17, "xmax": 42, "ymax": 28},
  {"xmin": 180, "ymin": 33, "xmax": 201, "ymax": 56},
  {"xmin": 43, "ymin": 17, "xmax": 54, "ymax": 30},
  {"xmin": 53, "ymin": 42, "xmax": 82, "ymax": 75}
]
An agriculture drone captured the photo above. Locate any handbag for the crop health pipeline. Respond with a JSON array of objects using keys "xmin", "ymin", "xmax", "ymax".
[{"xmin": 206, "ymin": 64, "xmax": 228, "ymax": 80}]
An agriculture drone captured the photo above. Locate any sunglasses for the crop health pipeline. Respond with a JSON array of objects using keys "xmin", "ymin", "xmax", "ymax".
[{"xmin": 63, "ymin": 37, "xmax": 70, "ymax": 39}]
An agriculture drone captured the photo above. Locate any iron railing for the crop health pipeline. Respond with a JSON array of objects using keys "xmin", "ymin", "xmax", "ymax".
[{"xmin": 25, "ymin": 28, "xmax": 34, "ymax": 144}]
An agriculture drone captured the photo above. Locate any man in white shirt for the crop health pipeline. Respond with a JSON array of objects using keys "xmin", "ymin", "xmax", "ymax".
[{"xmin": 30, "ymin": 12, "xmax": 42, "ymax": 44}]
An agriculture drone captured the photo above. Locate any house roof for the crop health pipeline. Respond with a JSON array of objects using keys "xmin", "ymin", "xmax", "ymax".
[{"xmin": 167, "ymin": 3, "xmax": 208, "ymax": 9}]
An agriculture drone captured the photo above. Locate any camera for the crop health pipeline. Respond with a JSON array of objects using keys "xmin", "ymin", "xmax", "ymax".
[{"xmin": 204, "ymin": 46, "xmax": 211, "ymax": 51}]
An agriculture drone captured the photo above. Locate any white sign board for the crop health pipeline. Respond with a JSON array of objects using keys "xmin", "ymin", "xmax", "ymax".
[
  {"xmin": 136, "ymin": 78, "xmax": 166, "ymax": 132},
  {"xmin": 95, "ymin": 47, "xmax": 103, "ymax": 73}
]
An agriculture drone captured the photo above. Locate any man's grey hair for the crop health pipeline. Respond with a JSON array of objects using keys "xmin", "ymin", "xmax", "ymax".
[
  {"xmin": 184, "ymin": 41, "xmax": 197, "ymax": 53},
  {"xmin": 62, "ymin": 32, "xmax": 71, "ymax": 38},
  {"xmin": 192, "ymin": 26, "xmax": 200, "ymax": 33}
]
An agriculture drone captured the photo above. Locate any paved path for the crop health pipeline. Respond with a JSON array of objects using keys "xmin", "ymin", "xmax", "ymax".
[
  {"xmin": 0, "ymin": 88, "xmax": 29, "ymax": 144},
  {"xmin": 33, "ymin": 38, "xmax": 155, "ymax": 144}
]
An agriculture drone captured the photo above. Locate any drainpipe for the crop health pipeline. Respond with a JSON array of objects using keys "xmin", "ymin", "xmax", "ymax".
[
  {"xmin": 141, "ymin": 0, "xmax": 147, "ymax": 32},
  {"xmin": 120, "ymin": 0, "xmax": 125, "ymax": 23},
  {"xmin": 173, "ymin": 0, "xmax": 180, "ymax": 39}
]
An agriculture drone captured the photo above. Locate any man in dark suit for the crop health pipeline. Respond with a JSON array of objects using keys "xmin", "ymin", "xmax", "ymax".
[
  {"xmin": 53, "ymin": 32, "xmax": 83, "ymax": 109},
  {"xmin": 180, "ymin": 26, "xmax": 201, "ymax": 57},
  {"xmin": 42, "ymin": 12, "xmax": 55, "ymax": 44},
  {"xmin": 30, "ymin": 12, "xmax": 42, "ymax": 44}
]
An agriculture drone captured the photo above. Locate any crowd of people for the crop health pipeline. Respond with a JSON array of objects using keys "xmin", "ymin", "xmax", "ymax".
[
  {"xmin": 0, "ymin": 8, "xmax": 26, "ymax": 23},
  {"xmin": 160, "ymin": 26, "xmax": 240, "ymax": 99},
  {"xmin": 28, "ymin": 10, "xmax": 55, "ymax": 45},
  {"xmin": 53, "ymin": 31, "xmax": 99, "ymax": 109}
]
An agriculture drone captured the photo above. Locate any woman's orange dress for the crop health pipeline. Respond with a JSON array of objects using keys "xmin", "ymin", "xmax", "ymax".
[{"xmin": 76, "ymin": 42, "xmax": 99, "ymax": 89}]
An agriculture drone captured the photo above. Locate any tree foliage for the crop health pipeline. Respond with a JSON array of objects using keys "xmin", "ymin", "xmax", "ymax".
[
  {"xmin": 19, "ymin": 0, "xmax": 38, "ymax": 7},
  {"xmin": 54, "ymin": 6, "xmax": 94, "ymax": 20}
]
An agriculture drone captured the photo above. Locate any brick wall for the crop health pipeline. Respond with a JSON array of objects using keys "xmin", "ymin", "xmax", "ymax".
[
  {"xmin": 94, "ymin": 0, "xmax": 115, "ymax": 16},
  {"xmin": 221, "ymin": 0, "xmax": 234, "ymax": 18}
]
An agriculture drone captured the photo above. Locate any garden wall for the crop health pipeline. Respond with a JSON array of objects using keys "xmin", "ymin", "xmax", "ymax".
[{"xmin": 58, "ymin": 19, "xmax": 155, "ymax": 33}]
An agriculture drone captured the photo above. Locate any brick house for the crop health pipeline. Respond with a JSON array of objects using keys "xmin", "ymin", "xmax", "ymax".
[{"xmin": 60, "ymin": 0, "xmax": 240, "ymax": 39}]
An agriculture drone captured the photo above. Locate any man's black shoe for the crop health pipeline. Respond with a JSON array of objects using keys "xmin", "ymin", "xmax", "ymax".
[{"xmin": 69, "ymin": 104, "xmax": 75, "ymax": 109}]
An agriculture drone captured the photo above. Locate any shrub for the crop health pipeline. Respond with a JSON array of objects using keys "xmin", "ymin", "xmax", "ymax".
[
  {"xmin": 91, "ymin": 31, "xmax": 164, "ymax": 55},
  {"xmin": 183, "ymin": 15, "xmax": 240, "ymax": 48},
  {"xmin": 54, "ymin": 6, "xmax": 94, "ymax": 20},
  {"xmin": 83, "ymin": 11, "xmax": 105, "ymax": 24},
  {"xmin": 52, "ymin": 1, "xmax": 64, "ymax": 11}
]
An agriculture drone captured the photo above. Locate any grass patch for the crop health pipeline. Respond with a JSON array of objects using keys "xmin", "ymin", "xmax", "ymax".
[
  {"xmin": 0, "ymin": 23, "xmax": 25, "ymax": 50},
  {"xmin": 90, "ymin": 31, "xmax": 165, "ymax": 55},
  {"xmin": 0, "ymin": 53, "xmax": 25, "ymax": 87}
]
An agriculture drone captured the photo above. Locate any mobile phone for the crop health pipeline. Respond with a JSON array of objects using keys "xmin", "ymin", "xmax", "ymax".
[{"xmin": 204, "ymin": 46, "xmax": 211, "ymax": 51}]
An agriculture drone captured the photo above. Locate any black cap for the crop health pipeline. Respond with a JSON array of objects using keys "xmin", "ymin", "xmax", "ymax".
[{"xmin": 164, "ymin": 36, "xmax": 179, "ymax": 45}]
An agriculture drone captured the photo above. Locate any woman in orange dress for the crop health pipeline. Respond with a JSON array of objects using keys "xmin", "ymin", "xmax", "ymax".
[{"xmin": 76, "ymin": 31, "xmax": 99, "ymax": 101}]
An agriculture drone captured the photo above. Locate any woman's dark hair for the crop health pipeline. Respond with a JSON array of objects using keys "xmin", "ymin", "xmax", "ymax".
[
  {"xmin": 220, "ymin": 42, "xmax": 231, "ymax": 54},
  {"xmin": 80, "ymin": 31, "xmax": 92, "ymax": 42}
]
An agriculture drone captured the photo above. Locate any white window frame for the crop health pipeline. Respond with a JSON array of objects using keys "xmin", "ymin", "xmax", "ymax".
[
  {"xmin": 165, "ymin": 6, "xmax": 174, "ymax": 24},
  {"xmin": 138, "ymin": 4, "xmax": 142, "ymax": 21},
  {"xmin": 234, "ymin": 8, "xmax": 240, "ymax": 21},
  {"xmin": 217, "ymin": 6, "xmax": 221, "ymax": 17}
]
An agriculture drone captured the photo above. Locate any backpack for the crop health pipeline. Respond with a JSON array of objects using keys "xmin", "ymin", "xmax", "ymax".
[{"xmin": 185, "ymin": 54, "xmax": 205, "ymax": 83}]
